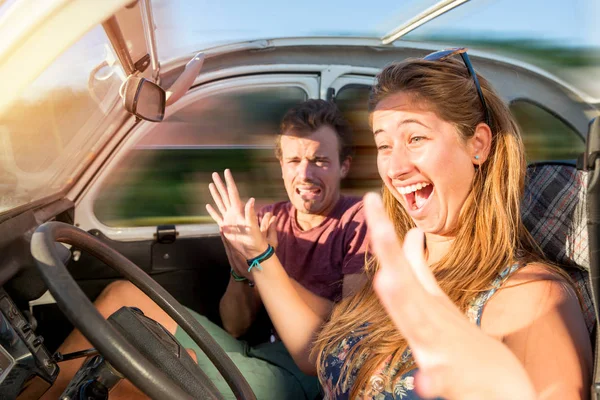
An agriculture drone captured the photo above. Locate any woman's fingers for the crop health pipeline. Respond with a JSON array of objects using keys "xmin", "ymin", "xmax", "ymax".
[
  {"xmin": 363, "ymin": 193, "xmax": 417, "ymax": 289},
  {"xmin": 205, "ymin": 204, "xmax": 224, "ymax": 225},
  {"xmin": 365, "ymin": 193, "xmax": 444, "ymax": 349},
  {"xmin": 211, "ymin": 172, "xmax": 231, "ymax": 209},
  {"xmin": 402, "ymin": 229, "xmax": 444, "ymax": 296}
]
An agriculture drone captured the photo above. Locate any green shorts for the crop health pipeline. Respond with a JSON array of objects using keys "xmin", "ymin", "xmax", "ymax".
[{"xmin": 174, "ymin": 308, "xmax": 321, "ymax": 400}]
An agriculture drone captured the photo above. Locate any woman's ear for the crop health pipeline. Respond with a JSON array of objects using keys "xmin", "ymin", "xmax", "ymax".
[{"xmin": 469, "ymin": 123, "xmax": 492, "ymax": 166}]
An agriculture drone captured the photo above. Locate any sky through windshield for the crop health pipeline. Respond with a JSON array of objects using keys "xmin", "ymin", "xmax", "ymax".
[{"xmin": 151, "ymin": 0, "xmax": 599, "ymax": 62}]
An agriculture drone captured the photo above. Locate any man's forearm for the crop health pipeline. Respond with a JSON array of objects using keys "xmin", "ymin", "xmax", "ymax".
[{"xmin": 219, "ymin": 277, "xmax": 261, "ymax": 338}]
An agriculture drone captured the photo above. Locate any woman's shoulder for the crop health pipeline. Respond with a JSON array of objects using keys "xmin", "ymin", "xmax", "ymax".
[
  {"xmin": 480, "ymin": 262, "xmax": 581, "ymax": 339},
  {"xmin": 505, "ymin": 262, "xmax": 570, "ymax": 285}
]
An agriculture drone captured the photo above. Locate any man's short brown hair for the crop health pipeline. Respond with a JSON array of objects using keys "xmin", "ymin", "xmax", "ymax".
[{"xmin": 275, "ymin": 99, "xmax": 353, "ymax": 163}]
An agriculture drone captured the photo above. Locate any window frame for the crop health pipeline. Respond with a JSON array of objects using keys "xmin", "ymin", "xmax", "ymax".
[
  {"xmin": 508, "ymin": 97, "xmax": 586, "ymax": 163},
  {"xmin": 509, "ymin": 97, "xmax": 585, "ymax": 141},
  {"xmin": 74, "ymin": 73, "xmax": 319, "ymax": 240}
]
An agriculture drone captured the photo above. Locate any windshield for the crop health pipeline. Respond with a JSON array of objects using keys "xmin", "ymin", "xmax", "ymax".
[
  {"xmin": 151, "ymin": 0, "xmax": 599, "ymax": 99},
  {"xmin": 0, "ymin": 25, "xmax": 125, "ymax": 214},
  {"xmin": 402, "ymin": 0, "xmax": 600, "ymax": 99},
  {"xmin": 151, "ymin": 0, "xmax": 432, "ymax": 61}
]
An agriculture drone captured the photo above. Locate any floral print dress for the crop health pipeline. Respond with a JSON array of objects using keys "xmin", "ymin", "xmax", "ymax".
[{"xmin": 319, "ymin": 263, "xmax": 521, "ymax": 400}]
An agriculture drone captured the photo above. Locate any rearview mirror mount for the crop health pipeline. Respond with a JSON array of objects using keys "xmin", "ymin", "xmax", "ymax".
[{"xmin": 122, "ymin": 76, "xmax": 165, "ymax": 122}]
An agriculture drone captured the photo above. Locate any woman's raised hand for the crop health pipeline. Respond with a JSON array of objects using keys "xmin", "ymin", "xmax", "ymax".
[
  {"xmin": 363, "ymin": 192, "xmax": 536, "ymax": 400},
  {"xmin": 206, "ymin": 169, "xmax": 269, "ymax": 260}
]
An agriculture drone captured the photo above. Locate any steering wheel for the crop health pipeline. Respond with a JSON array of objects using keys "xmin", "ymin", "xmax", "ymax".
[{"xmin": 31, "ymin": 221, "xmax": 256, "ymax": 400}]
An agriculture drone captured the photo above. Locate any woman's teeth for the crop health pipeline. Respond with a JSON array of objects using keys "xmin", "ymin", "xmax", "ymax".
[{"xmin": 397, "ymin": 182, "xmax": 430, "ymax": 195}]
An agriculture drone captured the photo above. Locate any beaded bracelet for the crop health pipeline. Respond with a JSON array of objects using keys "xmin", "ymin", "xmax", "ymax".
[
  {"xmin": 246, "ymin": 244, "xmax": 275, "ymax": 273},
  {"xmin": 230, "ymin": 268, "xmax": 248, "ymax": 282},
  {"xmin": 230, "ymin": 268, "xmax": 255, "ymax": 287}
]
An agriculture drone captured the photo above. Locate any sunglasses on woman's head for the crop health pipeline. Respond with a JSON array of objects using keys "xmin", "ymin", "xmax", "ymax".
[{"xmin": 423, "ymin": 48, "xmax": 491, "ymax": 127}]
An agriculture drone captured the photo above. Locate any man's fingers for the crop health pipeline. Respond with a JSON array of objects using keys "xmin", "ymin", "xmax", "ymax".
[
  {"xmin": 205, "ymin": 204, "xmax": 224, "ymax": 225},
  {"xmin": 212, "ymin": 172, "xmax": 231, "ymax": 209},
  {"xmin": 403, "ymin": 228, "xmax": 444, "ymax": 296},
  {"xmin": 224, "ymin": 169, "xmax": 242, "ymax": 210},
  {"xmin": 245, "ymin": 197, "xmax": 257, "ymax": 228},
  {"xmin": 208, "ymin": 183, "xmax": 227, "ymax": 215},
  {"xmin": 267, "ymin": 215, "xmax": 278, "ymax": 247},
  {"xmin": 267, "ymin": 215, "xmax": 277, "ymax": 234},
  {"xmin": 260, "ymin": 211, "xmax": 273, "ymax": 233}
]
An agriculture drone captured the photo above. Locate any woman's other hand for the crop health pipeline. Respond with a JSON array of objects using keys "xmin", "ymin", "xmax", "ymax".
[{"xmin": 363, "ymin": 192, "xmax": 536, "ymax": 400}]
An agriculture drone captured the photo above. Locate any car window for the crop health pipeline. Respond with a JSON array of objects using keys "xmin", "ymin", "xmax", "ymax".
[
  {"xmin": 334, "ymin": 85, "xmax": 381, "ymax": 195},
  {"xmin": 94, "ymin": 85, "xmax": 308, "ymax": 227},
  {"xmin": 0, "ymin": 26, "xmax": 124, "ymax": 214},
  {"xmin": 510, "ymin": 100, "xmax": 585, "ymax": 162},
  {"xmin": 335, "ymin": 85, "xmax": 586, "ymax": 171}
]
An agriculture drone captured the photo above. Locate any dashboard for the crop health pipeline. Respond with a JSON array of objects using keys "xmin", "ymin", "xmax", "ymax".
[{"xmin": 0, "ymin": 288, "xmax": 58, "ymax": 399}]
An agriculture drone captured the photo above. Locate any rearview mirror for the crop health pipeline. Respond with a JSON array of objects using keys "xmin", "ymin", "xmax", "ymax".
[{"xmin": 122, "ymin": 76, "xmax": 165, "ymax": 122}]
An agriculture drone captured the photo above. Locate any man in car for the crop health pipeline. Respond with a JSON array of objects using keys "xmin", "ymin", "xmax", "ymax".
[
  {"xmin": 45, "ymin": 99, "xmax": 368, "ymax": 400},
  {"xmin": 214, "ymin": 99, "xmax": 368, "ymax": 339}
]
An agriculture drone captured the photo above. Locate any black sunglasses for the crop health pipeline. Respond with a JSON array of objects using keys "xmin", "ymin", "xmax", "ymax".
[{"xmin": 423, "ymin": 48, "xmax": 491, "ymax": 127}]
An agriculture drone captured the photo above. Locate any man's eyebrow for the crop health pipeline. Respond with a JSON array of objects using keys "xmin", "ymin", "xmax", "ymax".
[{"xmin": 373, "ymin": 118, "xmax": 430, "ymax": 136}]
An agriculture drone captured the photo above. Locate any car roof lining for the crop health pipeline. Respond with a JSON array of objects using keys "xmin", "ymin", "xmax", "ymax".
[{"xmin": 160, "ymin": 45, "xmax": 594, "ymax": 136}]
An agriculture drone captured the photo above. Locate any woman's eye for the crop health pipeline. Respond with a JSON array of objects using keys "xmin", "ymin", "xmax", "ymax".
[
  {"xmin": 377, "ymin": 144, "xmax": 390, "ymax": 151},
  {"xmin": 409, "ymin": 136, "xmax": 426, "ymax": 144}
]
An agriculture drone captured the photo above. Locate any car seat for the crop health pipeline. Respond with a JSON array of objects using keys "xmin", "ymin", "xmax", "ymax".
[{"xmin": 522, "ymin": 116, "xmax": 600, "ymax": 399}]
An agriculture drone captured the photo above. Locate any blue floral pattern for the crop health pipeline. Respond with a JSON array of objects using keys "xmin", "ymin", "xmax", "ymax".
[{"xmin": 319, "ymin": 262, "xmax": 521, "ymax": 399}]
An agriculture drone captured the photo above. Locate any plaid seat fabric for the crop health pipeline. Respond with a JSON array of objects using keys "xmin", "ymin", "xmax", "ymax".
[{"xmin": 522, "ymin": 163, "xmax": 595, "ymax": 334}]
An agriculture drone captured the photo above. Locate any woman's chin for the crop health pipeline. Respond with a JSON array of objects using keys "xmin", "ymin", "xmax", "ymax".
[{"xmin": 411, "ymin": 218, "xmax": 446, "ymax": 236}]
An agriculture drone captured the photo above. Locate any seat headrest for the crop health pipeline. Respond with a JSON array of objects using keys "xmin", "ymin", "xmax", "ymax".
[{"xmin": 522, "ymin": 163, "xmax": 588, "ymax": 271}]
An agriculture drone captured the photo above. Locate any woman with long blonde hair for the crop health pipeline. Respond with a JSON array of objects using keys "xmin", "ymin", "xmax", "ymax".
[{"xmin": 208, "ymin": 48, "xmax": 592, "ymax": 399}]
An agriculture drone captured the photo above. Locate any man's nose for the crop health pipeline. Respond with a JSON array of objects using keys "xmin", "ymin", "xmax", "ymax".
[{"xmin": 297, "ymin": 159, "xmax": 314, "ymax": 181}]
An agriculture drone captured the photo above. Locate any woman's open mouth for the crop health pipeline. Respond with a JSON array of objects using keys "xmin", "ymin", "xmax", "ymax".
[{"xmin": 400, "ymin": 182, "xmax": 434, "ymax": 211}]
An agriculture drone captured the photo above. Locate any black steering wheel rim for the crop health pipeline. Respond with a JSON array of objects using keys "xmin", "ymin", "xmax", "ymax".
[{"xmin": 31, "ymin": 221, "xmax": 256, "ymax": 400}]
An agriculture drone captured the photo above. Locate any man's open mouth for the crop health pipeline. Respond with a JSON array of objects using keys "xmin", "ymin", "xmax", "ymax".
[
  {"xmin": 296, "ymin": 186, "xmax": 322, "ymax": 199},
  {"xmin": 400, "ymin": 182, "xmax": 434, "ymax": 211}
]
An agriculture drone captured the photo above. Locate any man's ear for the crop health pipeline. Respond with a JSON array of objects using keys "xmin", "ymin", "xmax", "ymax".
[
  {"xmin": 469, "ymin": 123, "xmax": 492, "ymax": 165},
  {"xmin": 340, "ymin": 157, "xmax": 351, "ymax": 178}
]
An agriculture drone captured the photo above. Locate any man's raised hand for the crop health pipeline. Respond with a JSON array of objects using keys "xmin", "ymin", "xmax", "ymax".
[{"xmin": 206, "ymin": 169, "xmax": 268, "ymax": 260}]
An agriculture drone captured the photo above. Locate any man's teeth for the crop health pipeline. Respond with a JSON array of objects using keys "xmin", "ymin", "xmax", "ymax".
[
  {"xmin": 298, "ymin": 187, "xmax": 319, "ymax": 193},
  {"xmin": 397, "ymin": 182, "xmax": 430, "ymax": 195}
]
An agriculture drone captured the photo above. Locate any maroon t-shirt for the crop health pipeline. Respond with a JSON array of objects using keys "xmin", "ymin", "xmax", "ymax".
[{"xmin": 259, "ymin": 196, "xmax": 368, "ymax": 302}]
